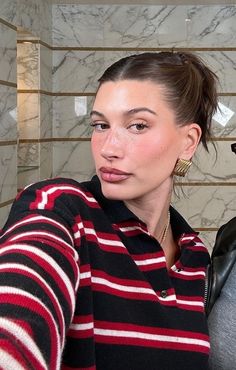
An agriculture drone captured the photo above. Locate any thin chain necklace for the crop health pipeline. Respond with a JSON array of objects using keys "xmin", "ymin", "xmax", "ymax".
[{"xmin": 159, "ymin": 210, "xmax": 170, "ymax": 245}]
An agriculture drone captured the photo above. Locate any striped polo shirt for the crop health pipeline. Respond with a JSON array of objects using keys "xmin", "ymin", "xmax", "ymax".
[{"xmin": 0, "ymin": 176, "xmax": 210, "ymax": 370}]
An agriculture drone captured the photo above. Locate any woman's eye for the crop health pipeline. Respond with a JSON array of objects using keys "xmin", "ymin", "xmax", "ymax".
[
  {"xmin": 90, "ymin": 122, "xmax": 109, "ymax": 131},
  {"xmin": 129, "ymin": 122, "xmax": 148, "ymax": 132}
]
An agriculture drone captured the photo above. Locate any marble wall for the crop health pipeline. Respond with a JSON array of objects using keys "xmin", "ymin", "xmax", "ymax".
[
  {"xmin": 0, "ymin": 0, "xmax": 52, "ymax": 228},
  {"xmin": 0, "ymin": 2, "xmax": 235, "ymax": 252},
  {"xmin": 51, "ymin": 4, "xmax": 236, "ymax": 251}
]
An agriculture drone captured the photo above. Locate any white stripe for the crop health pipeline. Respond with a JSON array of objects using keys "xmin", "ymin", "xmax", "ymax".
[
  {"xmin": 0, "ymin": 215, "xmax": 74, "ymax": 246},
  {"xmin": 0, "ymin": 244, "xmax": 77, "ymax": 313},
  {"xmin": 119, "ymin": 226, "xmax": 149, "ymax": 235},
  {"xmin": 0, "ymin": 295, "xmax": 59, "ymax": 369},
  {"xmin": 80, "ymin": 271, "xmax": 91, "ymax": 280},
  {"xmin": 91, "ymin": 276, "xmax": 156, "ymax": 297},
  {"xmin": 38, "ymin": 186, "xmax": 97, "ymax": 209},
  {"xmin": 0, "ymin": 348, "xmax": 28, "ymax": 370},
  {"xmin": 134, "ymin": 256, "xmax": 165, "ymax": 266},
  {"xmin": 70, "ymin": 322, "xmax": 94, "ymax": 331},
  {"xmin": 177, "ymin": 299, "xmax": 203, "ymax": 307},
  {"xmin": 74, "ymin": 227, "xmax": 125, "ymax": 248},
  {"xmin": 178, "ymin": 270, "xmax": 205, "ymax": 277},
  {"xmin": 0, "ymin": 263, "xmax": 66, "ymax": 344},
  {"xmin": 94, "ymin": 328, "xmax": 210, "ymax": 349}
]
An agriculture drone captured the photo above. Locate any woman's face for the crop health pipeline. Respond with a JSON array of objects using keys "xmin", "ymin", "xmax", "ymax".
[{"xmin": 91, "ymin": 79, "xmax": 199, "ymax": 202}]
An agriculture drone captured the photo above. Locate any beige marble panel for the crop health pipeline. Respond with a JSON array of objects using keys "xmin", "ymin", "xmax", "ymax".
[
  {"xmin": 17, "ymin": 42, "xmax": 39, "ymax": 90},
  {"xmin": 40, "ymin": 44, "xmax": 52, "ymax": 92},
  {"xmin": 17, "ymin": 93, "xmax": 39, "ymax": 139}
]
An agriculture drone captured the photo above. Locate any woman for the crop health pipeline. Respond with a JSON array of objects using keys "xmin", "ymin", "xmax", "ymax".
[{"xmin": 0, "ymin": 52, "xmax": 218, "ymax": 369}]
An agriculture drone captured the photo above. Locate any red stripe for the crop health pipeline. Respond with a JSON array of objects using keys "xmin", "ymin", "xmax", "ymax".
[
  {"xmin": 94, "ymin": 334, "xmax": 209, "ymax": 354},
  {"xmin": 29, "ymin": 184, "xmax": 99, "ymax": 211},
  {"xmin": 0, "ymin": 296, "xmax": 59, "ymax": 369},
  {"xmin": 0, "ymin": 247, "xmax": 73, "ymax": 313},
  {"xmin": 0, "ymin": 266, "xmax": 65, "ymax": 340}
]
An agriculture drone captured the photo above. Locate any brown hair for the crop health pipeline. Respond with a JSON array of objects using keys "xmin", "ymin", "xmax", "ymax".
[{"xmin": 97, "ymin": 52, "xmax": 219, "ymax": 151}]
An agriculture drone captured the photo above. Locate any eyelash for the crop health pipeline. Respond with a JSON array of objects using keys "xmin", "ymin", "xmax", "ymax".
[{"xmin": 90, "ymin": 122, "xmax": 149, "ymax": 133}]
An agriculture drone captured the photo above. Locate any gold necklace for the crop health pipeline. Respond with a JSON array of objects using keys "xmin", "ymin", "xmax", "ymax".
[{"xmin": 159, "ymin": 210, "xmax": 170, "ymax": 245}]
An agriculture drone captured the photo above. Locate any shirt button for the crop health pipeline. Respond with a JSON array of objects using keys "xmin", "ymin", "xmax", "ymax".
[{"xmin": 160, "ymin": 290, "xmax": 168, "ymax": 298}]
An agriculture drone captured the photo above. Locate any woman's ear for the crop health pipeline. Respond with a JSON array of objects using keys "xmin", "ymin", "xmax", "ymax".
[{"xmin": 180, "ymin": 123, "xmax": 202, "ymax": 160}]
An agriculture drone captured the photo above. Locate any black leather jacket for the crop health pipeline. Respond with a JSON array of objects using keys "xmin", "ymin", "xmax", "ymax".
[{"xmin": 205, "ymin": 217, "xmax": 236, "ymax": 317}]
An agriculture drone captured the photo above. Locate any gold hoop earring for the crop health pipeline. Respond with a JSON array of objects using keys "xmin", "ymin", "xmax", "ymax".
[{"xmin": 173, "ymin": 158, "xmax": 192, "ymax": 177}]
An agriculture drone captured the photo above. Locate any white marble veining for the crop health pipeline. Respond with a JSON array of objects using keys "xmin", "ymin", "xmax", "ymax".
[
  {"xmin": 172, "ymin": 185, "xmax": 236, "ymax": 228},
  {"xmin": 53, "ymin": 95, "xmax": 94, "ymax": 138},
  {"xmin": 18, "ymin": 143, "xmax": 39, "ymax": 167},
  {"xmin": 17, "ymin": 42, "xmax": 39, "ymax": 90},
  {"xmin": 0, "ymin": 145, "xmax": 17, "ymax": 202},
  {"xmin": 0, "ymin": 85, "xmax": 17, "ymax": 141},
  {"xmin": 52, "ymin": 5, "xmax": 236, "ymax": 48},
  {"xmin": 0, "ymin": 0, "xmax": 17, "ymax": 25},
  {"xmin": 53, "ymin": 141, "xmax": 95, "ymax": 182},
  {"xmin": 0, "ymin": 23, "xmax": 16, "ymax": 84},
  {"xmin": 16, "ymin": 0, "xmax": 40, "ymax": 40},
  {"xmin": 52, "ymin": 50, "xmax": 236, "ymax": 93},
  {"xmin": 185, "ymin": 141, "xmax": 236, "ymax": 183}
]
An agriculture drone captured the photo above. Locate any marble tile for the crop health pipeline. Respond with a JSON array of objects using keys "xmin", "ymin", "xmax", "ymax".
[
  {"xmin": 186, "ymin": 5, "xmax": 236, "ymax": 47},
  {"xmin": 0, "ymin": 23, "xmax": 16, "ymax": 84},
  {"xmin": 0, "ymin": 204, "xmax": 13, "ymax": 230},
  {"xmin": 17, "ymin": 42, "xmax": 39, "ymax": 90},
  {"xmin": 52, "ymin": 4, "xmax": 104, "ymax": 47},
  {"xmin": 41, "ymin": 94, "xmax": 52, "ymax": 138},
  {"xmin": 184, "ymin": 141, "xmax": 236, "ymax": 183},
  {"xmin": 18, "ymin": 142, "xmax": 39, "ymax": 167},
  {"xmin": 16, "ymin": 0, "xmax": 40, "ymax": 39},
  {"xmin": 53, "ymin": 95, "xmax": 94, "ymax": 138},
  {"xmin": 17, "ymin": 93, "xmax": 39, "ymax": 139},
  {"xmin": 199, "ymin": 51, "xmax": 236, "ymax": 93},
  {"xmin": 38, "ymin": 0, "xmax": 52, "ymax": 45},
  {"xmin": 52, "ymin": 50, "xmax": 236, "ymax": 93},
  {"xmin": 40, "ymin": 142, "xmax": 53, "ymax": 180},
  {"xmin": 40, "ymin": 44, "xmax": 52, "ymax": 92},
  {"xmin": 197, "ymin": 230, "xmax": 218, "ymax": 254},
  {"xmin": 172, "ymin": 185, "xmax": 236, "ymax": 228},
  {"xmin": 0, "ymin": 0, "xmax": 17, "ymax": 25},
  {"xmin": 0, "ymin": 85, "xmax": 17, "ymax": 141},
  {"xmin": 52, "ymin": 5, "xmax": 236, "ymax": 48},
  {"xmin": 53, "ymin": 141, "xmax": 95, "ymax": 182},
  {"xmin": 212, "ymin": 96, "xmax": 236, "ymax": 137},
  {"xmin": 103, "ymin": 5, "xmax": 187, "ymax": 48},
  {"xmin": 0, "ymin": 145, "xmax": 17, "ymax": 202},
  {"xmin": 17, "ymin": 166, "xmax": 39, "ymax": 190}
]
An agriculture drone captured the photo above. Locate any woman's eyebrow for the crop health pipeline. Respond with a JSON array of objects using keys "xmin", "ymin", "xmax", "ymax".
[{"xmin": 90, "ymin": 107, "xmax": 157, "ymax": 118}]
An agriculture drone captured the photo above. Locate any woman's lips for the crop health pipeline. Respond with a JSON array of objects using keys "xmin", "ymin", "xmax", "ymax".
[{"xmin": 99, "ymin": 167, "xmax": 131, "ymax": 182}]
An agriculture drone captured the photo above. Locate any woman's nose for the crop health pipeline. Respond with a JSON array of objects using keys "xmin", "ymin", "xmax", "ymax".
[{"xmin": 101, "ymin": 130, "xmax": 124, "ymax": 160}]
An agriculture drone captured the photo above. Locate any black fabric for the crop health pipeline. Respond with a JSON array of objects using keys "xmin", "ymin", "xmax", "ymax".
[{"xmin": 205, "ymin": 217, "xmax": 236, "ymax": 317}]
